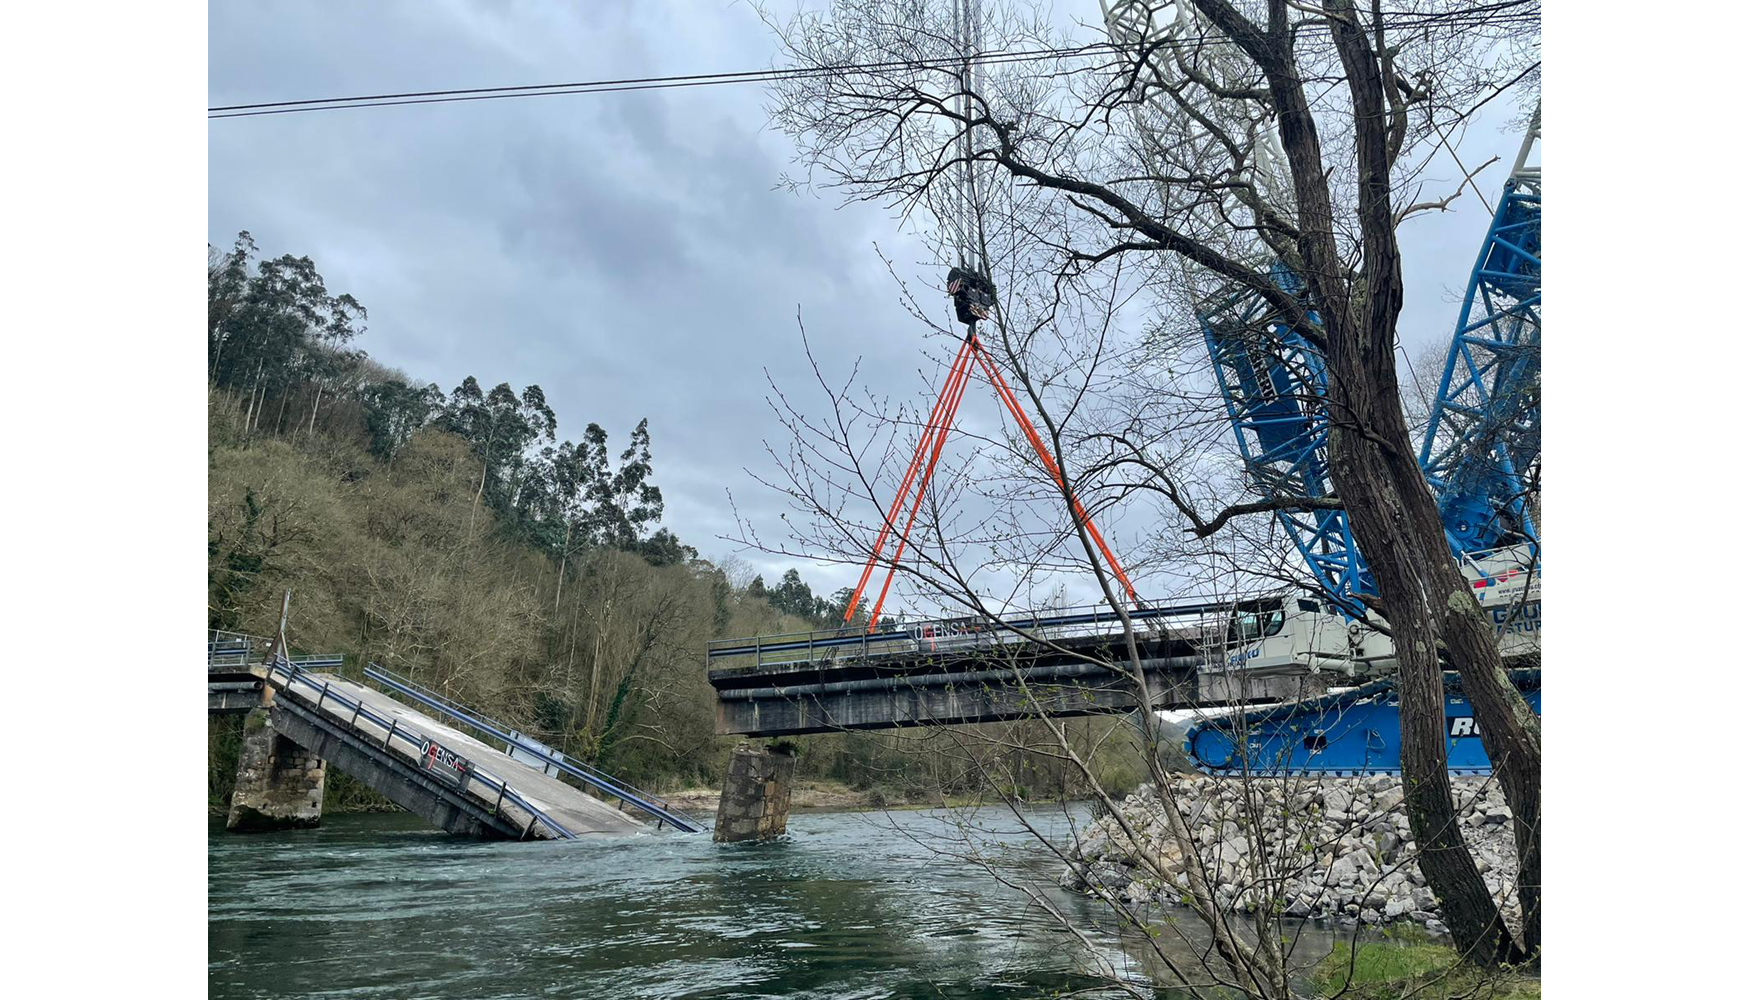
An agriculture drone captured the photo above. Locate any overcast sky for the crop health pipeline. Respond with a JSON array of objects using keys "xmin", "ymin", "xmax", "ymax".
[{"xmin": 209, "ymin": 1, "xmax": 1529, "ymax": 613}]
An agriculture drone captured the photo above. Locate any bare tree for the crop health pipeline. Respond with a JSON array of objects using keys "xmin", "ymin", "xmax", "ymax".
[{"xmin": 753, "ymin": 0, "xmax": 1540, "ymax": 966}]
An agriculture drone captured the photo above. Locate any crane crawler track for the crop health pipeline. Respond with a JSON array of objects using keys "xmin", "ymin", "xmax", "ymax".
[{"xmin": 1183, "ymin": 669, "xmax": 1540, "ymax": 776}]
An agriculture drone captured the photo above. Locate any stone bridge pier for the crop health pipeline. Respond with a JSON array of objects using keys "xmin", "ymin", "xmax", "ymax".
[
  {"xmin": 227, "ymin": 707, "xmax": 326, "ymax": 831},
  {"xmin": 713, "ymin": 743, "xmax": 795, "ymax": 843}
]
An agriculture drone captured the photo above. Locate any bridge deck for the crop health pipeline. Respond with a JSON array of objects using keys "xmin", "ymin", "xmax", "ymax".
[
  {"xmin": 208, "ymin": 654, "xmax": 339, "ymax": 713},
  {"xmin": 275, "ymin": 671, "xmax": 649, "ymax": 839},
  {"xmin": 705, "ymin": 599, "xmax": 1327, "ymax": 737}
]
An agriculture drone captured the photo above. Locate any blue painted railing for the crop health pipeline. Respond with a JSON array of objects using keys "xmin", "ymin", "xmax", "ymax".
[
  {"xmin": 262, "ymin": 655, "xmax": 577, "ymax": 840},
  {"xmin": 362, "ymin": 665, "xmax": 705, "ymax": 834}
]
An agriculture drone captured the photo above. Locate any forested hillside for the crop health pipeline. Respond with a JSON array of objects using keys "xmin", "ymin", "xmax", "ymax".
[{"xmin": 207, "ymin": 233, "xmax": 1140, "ymax": 812}]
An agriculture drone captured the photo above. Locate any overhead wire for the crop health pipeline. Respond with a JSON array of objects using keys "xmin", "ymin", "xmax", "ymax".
[
  {"xmin": 210, "ymin": 43, "xmax": 1123, "ymax": 119},
  {"xmin": 210, "ymin": 5, "xmax": 1538, "ymax": 120}
]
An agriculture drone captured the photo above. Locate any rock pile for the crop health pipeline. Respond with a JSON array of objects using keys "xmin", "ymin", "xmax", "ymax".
[{"xmin": 1062, "ymin": 775, "xmax": 1523, "ymax": 934}]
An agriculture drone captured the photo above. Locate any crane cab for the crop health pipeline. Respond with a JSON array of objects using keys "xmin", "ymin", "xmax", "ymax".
[{"xmin": 1217, "ymin": 594, "xmax": 1364, "ymax": 676}]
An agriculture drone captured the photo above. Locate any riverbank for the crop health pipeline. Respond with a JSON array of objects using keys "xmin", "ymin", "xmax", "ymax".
[
  {"xmin": 211, "ymin": 770, "xmax": 1008, "ymax": 822},
  {"xmin": 1061, "ymin": 775, "xmax": 1525, "ymax": 936}
]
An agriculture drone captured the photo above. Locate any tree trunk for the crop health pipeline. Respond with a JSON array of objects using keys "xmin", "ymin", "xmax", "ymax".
[
  {"xmin": 307, "ymin": 383, "xmax": 324, "ymax": 440},
  {"xmin": 244, "ymin": 361, "xmax": 265, "ymax": 436},
  {"xmin": 1328, "ymin": 0, "xmax": 1541, "ymax": 957},
  {"xmin": 1239, "ymin": 0, "xmax": 1538, "ymax": 962},
  {"xmin": 467, "ymin": 441, "xmax": 492, "ymax": 543},
  {"xmin": 554, "ymin": 521, "xmax": 572, "ymax": 616},
  {"xmin": 274, "ymin": 385, "xmax": 290, "ymax": 436},
  {"xmin": 1328, "ymin": 360, "xmax": 1540, "ymax": 955},
  {"xmin": 1326, "ymin": 412, "xmax": 1525, "ymax": 964},
  {"xmin": 1437, "ymin": 561, "xmax": 1543, "ymax": 952}
]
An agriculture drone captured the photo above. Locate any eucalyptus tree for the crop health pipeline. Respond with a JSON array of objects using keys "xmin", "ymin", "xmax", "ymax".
[
  {"xmin": 361, "ymin": 376, "xmax": 444, "ymax": 465},
  {"xmin": 208, "ymin": 231, "xmax": 365, "ymax": 435},
  {"xmin": 207, "ymin": 229, "xmax": 369, "ymax": 447},
  {"xmin": 572, "ymin": 418, "xmax": 667, "ymax": 549},
  {"xmin": 437, "ymin": 377, "xmax": 559, "ymax": 539}
]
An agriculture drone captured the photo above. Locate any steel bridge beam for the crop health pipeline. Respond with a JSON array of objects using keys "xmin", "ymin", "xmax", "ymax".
[
  {"xmin": 267, "ymin": 697, "xmax": 531, "ymax": 840},
  {"xmin": 712, "ymin": 654, "xmax": 1326, "ymax": 738}
]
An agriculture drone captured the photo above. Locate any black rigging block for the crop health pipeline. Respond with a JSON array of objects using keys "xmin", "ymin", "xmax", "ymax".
[{"xmin": 946, "ymin": 266, "xmax": 996, "ymax": 327}]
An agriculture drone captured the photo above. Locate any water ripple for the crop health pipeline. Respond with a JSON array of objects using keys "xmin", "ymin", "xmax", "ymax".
[{"xmin": 210, "ymin": 805, "xmax": 1176, "ymax": 999}]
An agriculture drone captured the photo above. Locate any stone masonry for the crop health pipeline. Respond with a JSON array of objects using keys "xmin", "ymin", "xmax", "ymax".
[
  {"xmin": 713, "ymin": 743, "xmax": 796, "ymax": 842},
  {"xmin": 227, "ymin": 707, "xmax": 326, "ymax": 831}
]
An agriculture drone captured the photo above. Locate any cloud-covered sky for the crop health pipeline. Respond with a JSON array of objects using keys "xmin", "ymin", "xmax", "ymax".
[{"xmin": 210, "ymin": 1, "xmax": 1528, "ymax": 611}]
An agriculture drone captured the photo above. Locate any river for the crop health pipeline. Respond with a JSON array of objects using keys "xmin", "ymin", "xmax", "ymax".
[{"xmin": 209, "ymin": 805, "xmax": 1354, "ymax": 999}]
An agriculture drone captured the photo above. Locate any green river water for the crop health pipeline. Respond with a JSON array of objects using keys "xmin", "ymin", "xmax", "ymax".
[{"xmin": 209, "ymin": 805, "xmax": 1355, "ymax": 999}]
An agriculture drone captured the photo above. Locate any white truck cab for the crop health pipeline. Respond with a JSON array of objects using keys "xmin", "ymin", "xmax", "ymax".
[{"xmin": 1220, "ymin": 544, "xmax": 1541, "ymax": 676}]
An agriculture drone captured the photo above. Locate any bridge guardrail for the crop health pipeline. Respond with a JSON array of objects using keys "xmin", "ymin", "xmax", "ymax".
[
  {"xmin": 362, "ymin": 665, "xmax": 705, "ymax": 834},
  {"xmin": 705, "ymin": 597, "xmax": 1255, "ymax": 671},
  {"xmin": 208, "ymin": 629, "xmax": 344, "ymax": 673},
  {"xmin": 261, "ymin": 655, "xmax": 577, "ymax": 840},
  {"xmin": 207, "ymin": 629, "xmax": 262, "ymax": 668}
]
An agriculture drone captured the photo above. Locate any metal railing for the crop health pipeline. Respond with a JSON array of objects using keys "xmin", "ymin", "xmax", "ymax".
[
  {"xmin": 207, "ymin": 629, "xmax": 263, "ymax": 668},
  {"xmin": 261, "ymin": 655, "xmax": 577, "ymax": 841},
  {"xmin": 705, "ymin": 597, "xmax": 1263, "ymax": 670},
  {"xmin": 362, "ymin": 665, "xmax": 706, "ymax": 834},
  {"xmin": 207, "ymin": 629, "xmax": 343, "ymax": 673}
]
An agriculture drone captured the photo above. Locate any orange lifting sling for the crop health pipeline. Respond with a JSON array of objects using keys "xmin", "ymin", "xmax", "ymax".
[{"xmin": 845, "ymin": 325, "xmax": 1136, "ymax": 631}]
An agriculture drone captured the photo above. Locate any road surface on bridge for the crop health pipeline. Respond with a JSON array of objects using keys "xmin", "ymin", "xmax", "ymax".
[{"xmin": 283, "ymin": 673, "xmax": 648, "ymax": 838}]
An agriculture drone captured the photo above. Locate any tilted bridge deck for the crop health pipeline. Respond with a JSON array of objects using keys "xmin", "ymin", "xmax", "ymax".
[
  {"xmin": 359, "ymin": 664, "xmax": 704, "ymax": 833},
  {"xmin": 211, "ymin": 630, "xmax": 704, "ymax": 838},
  {"xmin": 261, "ymin": 660, "xmax": 649, "ymax": 839},
  {"xmin": 706, "ymin": 600, "xmax": 1329, "ymax": 737}
]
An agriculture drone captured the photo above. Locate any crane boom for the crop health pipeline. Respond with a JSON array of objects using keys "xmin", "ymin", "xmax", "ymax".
[
  {"xmin": 1182, "ymin": 116, "xmax": 1542, "ymax": 775},
  {"xmin": 1198, "ymin": 265, "xmax": 1375, "ymax": 617},
  {"xmin": 1093, "ymin": 2, "xmax": 1543, "ymax": 775},
  {"xmin": 1417, "ymin": 107, "xmax": 1542, "ymax": 557}
]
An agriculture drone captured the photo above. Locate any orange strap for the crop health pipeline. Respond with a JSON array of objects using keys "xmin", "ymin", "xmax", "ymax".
[
  {"xmin": 968, "ymin": 337, "xmax": 1138, "ymax": 602},
  {"xmin": 845, "ymin": 337, "xmax": 976, "ymax": 622},
  {"xmin": 847, "ymin": 331, "xmax": 1138, "ymax": 632},
  {"xmin": 866, "ymin": 343, "xmax": 974, "ymax": 629}
]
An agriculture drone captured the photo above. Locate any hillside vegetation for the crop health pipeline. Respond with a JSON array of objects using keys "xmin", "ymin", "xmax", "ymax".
[{"xmin": 207, "ymin": 233, "xmax": 1141, "ymax": 813}]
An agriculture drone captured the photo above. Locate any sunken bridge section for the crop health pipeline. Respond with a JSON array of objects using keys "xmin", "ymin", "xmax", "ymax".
[
  {"xmin": 706, "ymin": 601, "xmax": 1323, "ymax": 737},
  {"xmin": 208, "ymin": 633, "xmax": 704, "ymax": 839}
]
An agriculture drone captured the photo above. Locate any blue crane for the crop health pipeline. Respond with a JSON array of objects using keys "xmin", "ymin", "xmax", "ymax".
[{"xmin": 1182, "ymin": 110, "xmax": 1542, "ymax": 776}]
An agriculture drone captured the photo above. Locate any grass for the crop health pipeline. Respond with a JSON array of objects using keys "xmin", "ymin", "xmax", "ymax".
[{"xmin": 1313, "ymin": 936, "xmax": 1540, "ymax": 999}]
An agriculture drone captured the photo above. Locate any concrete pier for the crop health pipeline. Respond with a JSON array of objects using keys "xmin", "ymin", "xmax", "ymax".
[
  {"xmin": 713, "ymin": 744, "xmax": 796, "ymax": 843},
  {"xmin": 227, "ymin": 707, "xmax": 326, "ymax": 831}
]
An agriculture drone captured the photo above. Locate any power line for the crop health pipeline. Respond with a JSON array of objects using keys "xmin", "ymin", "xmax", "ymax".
[
  {"xmin": 209, "ymin": 43, "xmax": 1121, "ymax": 119},
  {"xmin": 1376, "ymin": 1, "xmax": 1538, "ymax": 25},
  {"xmin": 211, "ymin": 44, "xmax": 1109, "ymax": 112},
  {"xmin": 210, "ymin": 7, "xmax": 1537, "ymax": 121}
]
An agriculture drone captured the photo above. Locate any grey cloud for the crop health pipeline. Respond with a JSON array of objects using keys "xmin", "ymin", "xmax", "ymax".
[{"xmin": 210, "ymin": 1, "xmax": 1526, "ymax": 607}]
